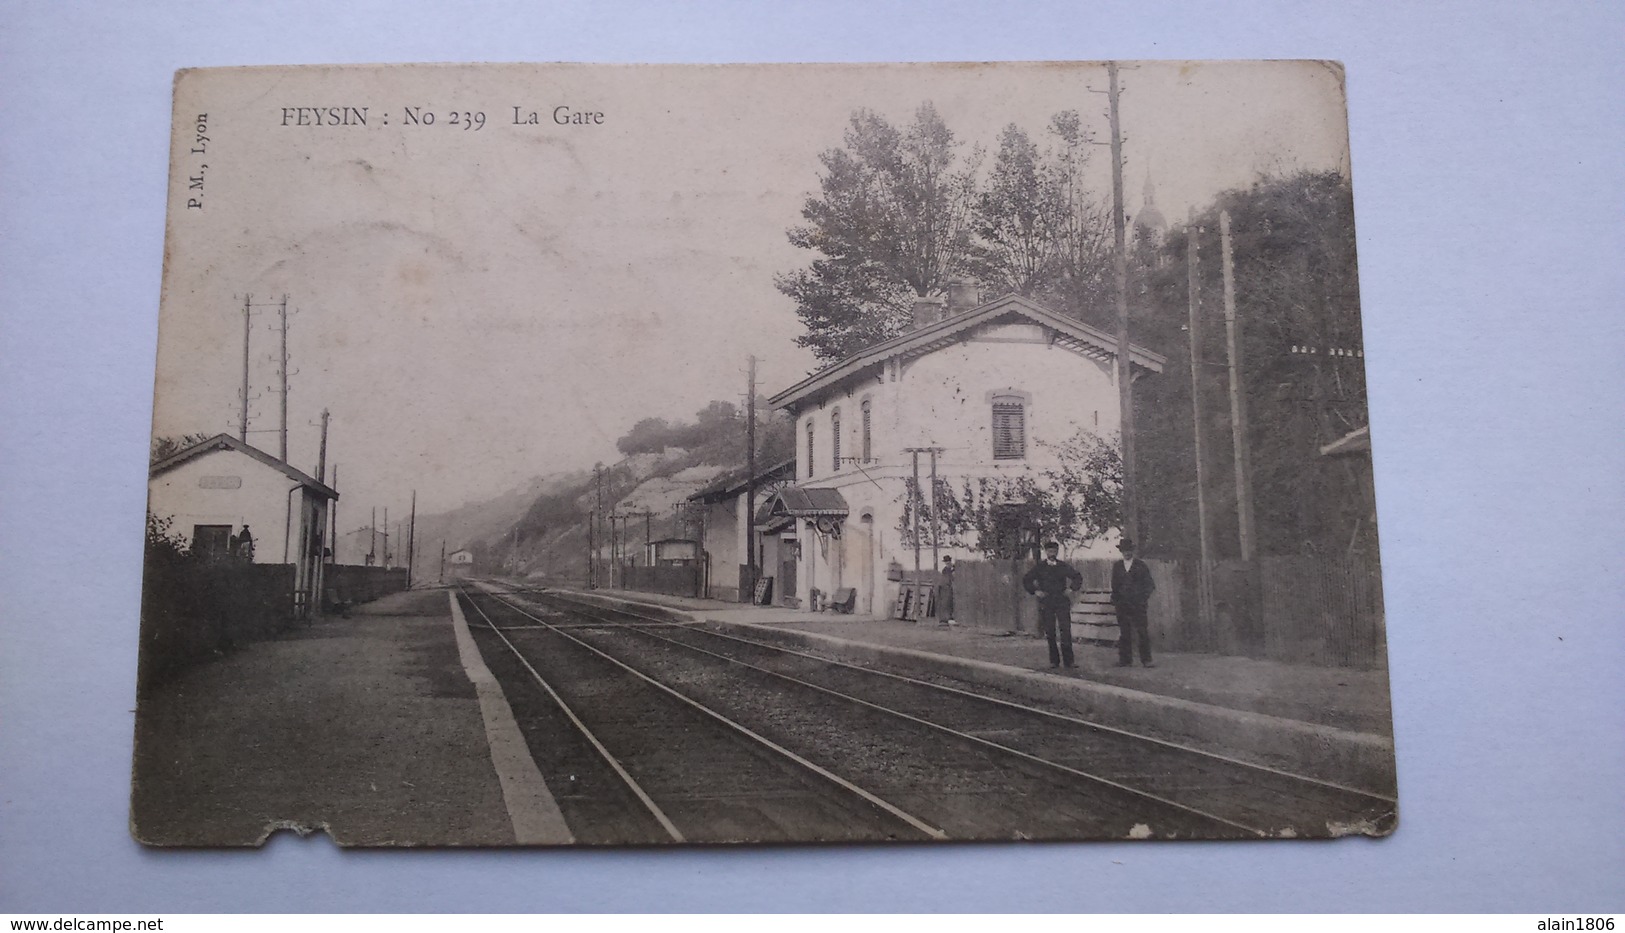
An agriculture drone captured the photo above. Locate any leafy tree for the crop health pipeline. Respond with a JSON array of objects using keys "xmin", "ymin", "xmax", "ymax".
[
  {"xmin": 1131, "ymin": 170, "xmax": 1368, "ymax": 558},
  {"xmin": 1035, "ymin": 111, "xmax": 1114, "ymax": 328},
  {"xmin": 777, "ymin": 103, "xmax": 981, "ymax": 362},
  {"xmin": 969, "ymin": 116, "xmax": 1112, "ymax": 312},
  {"xmin": 971, "ymin": 124, "xmax": 1054, "ymax": 297},
  {"xmin": 150, "ymin": 432, "xmax": 212, "ymax": 465},
  {"xmin": 616, "ymin": 417, "xmax": 675, "ymax": 455}
]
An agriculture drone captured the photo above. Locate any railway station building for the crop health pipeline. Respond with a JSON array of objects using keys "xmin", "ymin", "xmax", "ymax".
[
  {"xmin": 686, "ymin": 458, "xmax": 795, "ymax": 603},
  {"xmin": 766, "ymin": 291, "xmax": 1164, "ymax": 617},
  {"xmin": 147, "ymin": 433, "xmax": 338, "ymax": 616}
]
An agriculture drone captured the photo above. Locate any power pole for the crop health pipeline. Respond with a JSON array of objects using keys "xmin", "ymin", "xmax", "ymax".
[
  {"xmin": 329, "ymin": 464, "xmax": 338, "ymax": 564},
  {"xmin": 276, "ymin": 295, "xmax": 290, "ymax": 462},
  {"xmin": 1108, "ymin": 61, "xmax": 1140, "ymax": 543},
  {"xmin": 927, "ymin": 448, "xmax": 942, "ymax": 573},
  {"xmin": 406, "ymin": 490, "xmax": 416, "ymax": 589},
  {"xmin": 621, "ymin": 510, "xmax": 655, "ymax": 563},
  {"xmin": 1221, "ymin": 210, "xmax": 1257, "ymax": 560},
  {"xmin": 910, "ymin": 450, "xmax": 923, "ymax": 594},
  {"xmin": 369, "ymin": 506, "xmax": 376, "ymax": 566},
  {"xmin": 587, "ymin": 507, "xmax": 596, "ymax": 588},
  {"xmin": 238, "ymin": 294, "xmax": 252, "ymax": 443},
  {"xmin": 745, "ymin": 355, "xmax": 758, "ymax": 600},
  {"xmin": 316, "ymin": 409, "xmax": 329, "ymax": 482},
  {"xmin": 382, "ymin": 507, "xmax": 389, "ymax": 569},
  {"xmin": 1187, "ymin": 229, "xmax": 1216, "ymax": 628},
  {"xmin": 594, "ymin": 464, "xmax": 605, "ymax": 588},
  {"xmin": 439, "ymin": 541, "xmax": 445, "ymax": 584}
]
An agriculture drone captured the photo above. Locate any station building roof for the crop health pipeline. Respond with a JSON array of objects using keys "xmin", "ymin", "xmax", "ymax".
[
  {"xmin": 768, "ymin": 292, "xmax": 1166, "ymax": 414},
  {"xmin": 149, "ymin": 433, "xmax": 339, "ymax": 500}
]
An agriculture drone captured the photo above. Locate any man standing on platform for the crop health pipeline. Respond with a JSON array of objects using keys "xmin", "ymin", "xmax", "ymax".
[
  {"xmin": 937, "ymin": 555, "xmax": 957, "ymax": 627},
  {"xmin": 1111, "ymin": 537, "xmax": 1157, "ymax": 668},
  {"xmin": 1023, "ymin": 541, "xmax": 1082, "ymax": 669}
]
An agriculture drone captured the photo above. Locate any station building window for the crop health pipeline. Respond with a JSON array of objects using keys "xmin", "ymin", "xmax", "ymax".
[
  {"xmin": 992, "ymin": 393, "xmax": 1027, "ymax": 460},
  {"xmin": 861, "ymin": 400, "xmax": 872, "ymax": 462},
  {"xmin": 832, "ymin": 408, "xmax": 841, "ymax": 472}
]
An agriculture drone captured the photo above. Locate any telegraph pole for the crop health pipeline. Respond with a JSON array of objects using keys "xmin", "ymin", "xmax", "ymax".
[
  {"xmin": 276, "ymin": 295, "xmax": 289, "ymax": 462},
  {"xmin": 239, "ymin": 294, "xmax": 252, "ymax": 442},
  {"xmin": 382, "ymin": 507, "xmax": 389, "ymax": 569},
  {"xmin": 406, "ymin": 490, "xmax": 417, "ymax": 588},
  {"xmin": 1187, "ymin": 229, "xmax": 1216, "ymax": 628},
  {"xmin": 1108, "ymin": 61, "xmax": 1140, "ymax": 543},
  {"xmin": 927, "ymin": 449, "xmax": 942, "ymax": 573},
  {"xmin": 745, "ymin": 355, "xmax": 758, "ymax": 600},
  {"xmin": 910, "ymin": 450, "xmax": 923, "ymax": 591},
  {"xmin": 316, "ymin": 409, "xmax": 330, "ymax": 483},
  {"xmin": 369, "ymin": 506, "xmax": 376, "ymax": 566},
  {"xmin": 594, "ymin": 464, "xmax": 605, "ymax": 588},
  {"xmin": 329, "ymin": 464, "xmax": 338, "ymax": 564},
  {"xmin": 587, "ymin": 507, "xmax": 596, "ymax": 588},
  {"xmin": 439, "ymin": 541, "xmax": 446, "ymax": 584},
  {"xmin": 1221, "ymin": 210, "xmax": 1257, "ymax": 560}
]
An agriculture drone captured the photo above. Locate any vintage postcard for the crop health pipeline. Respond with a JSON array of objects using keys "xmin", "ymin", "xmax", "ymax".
[{"xmin": 133, "ymin": 61, "xmax": 1396, "ymax": 846}]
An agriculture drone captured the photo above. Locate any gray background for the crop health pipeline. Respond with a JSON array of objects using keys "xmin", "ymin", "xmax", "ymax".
[{"xmin": 2, "ymin": 0, "xmax": 1621, "ymax": 912}]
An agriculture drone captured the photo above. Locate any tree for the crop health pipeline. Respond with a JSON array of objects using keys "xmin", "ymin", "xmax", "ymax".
[
  {"xmin": 150, "ymin": 432, "xmax": 212, "ymax": 465},
  {"xmin": 1037, "ymin": 111, "xmax": 1114, "ymax": 328},
  {"xmin": 615, "ymin": 417, "xmax": 674, "ymax": 455},
  {"xmin": 1130, "ymin": 169, "xmax": 1368, "ymax": 558},
  {"xmin": 777, "ymin": 103, "xmax": 981, "ymax": 362},
  {"xmin": 971, "ymin": 124, "xmax": 1054, "ymax": 297}
]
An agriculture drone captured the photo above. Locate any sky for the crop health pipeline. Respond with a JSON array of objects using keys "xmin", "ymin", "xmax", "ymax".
[{"xmin": 150, "ymin": 61, "xmax": 1351, "ymax": 521}]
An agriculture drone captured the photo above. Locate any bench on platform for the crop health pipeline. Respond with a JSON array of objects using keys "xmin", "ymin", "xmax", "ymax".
[{"xmin": 1071, "ymin": 589, "xmax": 1118, "ymax": 644}]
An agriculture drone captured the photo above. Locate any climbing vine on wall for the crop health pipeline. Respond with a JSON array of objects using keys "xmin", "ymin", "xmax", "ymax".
[{"xmin": 896, "ymin": 429, "xmax": 1123, "ymax": 555}]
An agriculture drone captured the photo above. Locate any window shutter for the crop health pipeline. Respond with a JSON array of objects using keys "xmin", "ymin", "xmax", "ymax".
[
  {"xmin": 861, "ymin": 401, "xmax": 872, "ymax": 462},
  {"xmin": 806, "ymin": 421, "xmax": 815, "ymax": 477},
  {"xmin": 992, "ymin": 401, "xmax": 1026, "ymax": 460},
  {"xmin": 832, "ymin": 411, "xmax": 841, "ymax": 471}
]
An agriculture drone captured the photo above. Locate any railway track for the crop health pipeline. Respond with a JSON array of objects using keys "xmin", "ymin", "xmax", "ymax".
[
  {"xmin": 457, "ymin": 587, "xmax": 938, "ymax": 844},
  {"xmin": 463, "ymin": 582, "xmax": 1392, "ymax": 841},
  {"xmin": 502, "ymin": 583, "xmax": 1397, "ymax": 839}
]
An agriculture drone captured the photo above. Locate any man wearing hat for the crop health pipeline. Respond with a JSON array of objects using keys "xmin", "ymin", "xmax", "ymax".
[
  {"xmin": 1022, "ymin": 541, "xmax": 1083, "ymax": 668},
  {"xmin": 1110, "ymin": 537, "xmax": 1157, "ymax": 668}
]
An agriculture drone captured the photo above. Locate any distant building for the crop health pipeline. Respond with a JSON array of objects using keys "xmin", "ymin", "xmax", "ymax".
[
  {"xmin": 767, "ymin": 292, "xmax": 1164, "ymax": 615},
  {"xmin": 448, "ymin": 549, "xmax": 474, "ymax": 565},
  {"xmin": 685, "ymin": 458, "xmax": 795, "ymax": 602},
  {"xmin": 147, "ymin": 433, "xmax": 338, "ymax": 615}
]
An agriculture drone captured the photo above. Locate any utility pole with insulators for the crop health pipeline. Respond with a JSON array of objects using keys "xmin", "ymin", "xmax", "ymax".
[
  {"xmin": 1187, "ymin": 228, "xmax": 1216, "ymax": 628},
  {"xmin": 275, "ymin": 295, "xmax": 290, "ymax": 462},
  {"xmin": 316, "ymin": 408, "xmax": 329, "ymax": 483},
  {"xmin": 238, "ymin": 294, "xmax": 252, "ymax": 443},
  {"xmin": 329, "ymin": 463, "xmax": 338, "ymax": 564},
  {"xmin": 406, "ymin": 490, "xmax": 416, "ymax": 589},
  {"xmin": 745, "ymin": 355, "xmax": 758, "ymax": 602},
  {"xmin": 1108, "ymin": 60, "xmax": 1140, "ymax": 544},
  {"xmin": 1221, "ymin": 210, "xmax": 1257, "ymax": 560}
]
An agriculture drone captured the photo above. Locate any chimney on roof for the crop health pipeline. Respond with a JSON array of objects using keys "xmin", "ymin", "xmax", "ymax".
[
  {"xmin": 946, "ymin": 277, "xmax": 981, "ymax": 315},
  {"xmin": 911, "ymin": 295, "xmax": 945, "ymax": 331}
]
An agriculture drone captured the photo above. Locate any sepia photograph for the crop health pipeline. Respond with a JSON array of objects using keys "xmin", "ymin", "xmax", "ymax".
[{"xmin": 131, "ymin": 60, "xmax": 1396, "ymax": 846}]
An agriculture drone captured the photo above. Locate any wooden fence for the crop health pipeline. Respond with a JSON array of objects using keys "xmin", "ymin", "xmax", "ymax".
[
  {"xmin": 324, "ymin": 565, "xmax": 409, "ymax": 609},
  {"xmin": 139, "ymin": 556, "xmax": 296, "ymax": 692},
  {"xmin": 624, "ymin": 563, "xmax": 701, "ymax": 599},
  {"xmin": 941, "ymin": 554, "xmax": 1386, "ymax": 669}
]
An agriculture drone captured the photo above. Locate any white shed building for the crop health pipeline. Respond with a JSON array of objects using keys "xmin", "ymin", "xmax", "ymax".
[{"xmin": 147, "ymin": 433, "xmax": 338, "ymax": 616}]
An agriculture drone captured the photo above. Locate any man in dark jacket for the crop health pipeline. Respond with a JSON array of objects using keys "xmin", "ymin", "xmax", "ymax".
[
  {"xmin": 1023, "ymin": 541, "xmax": 1083, "ymax": 668},
  {"xmin": 1110, "ymin": 537, "xmax": 1156, "ymax": 668}
]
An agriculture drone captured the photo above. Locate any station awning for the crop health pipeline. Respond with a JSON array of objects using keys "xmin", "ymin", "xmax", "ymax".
[{"xmin": 754, "ymin": 486, "xmax": 850, "ymax": 532}]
